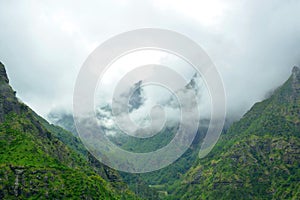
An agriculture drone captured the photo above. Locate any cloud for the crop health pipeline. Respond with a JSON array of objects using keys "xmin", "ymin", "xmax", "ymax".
[
  {"xmin": 92, "ymin": 72, "xmax": 209, "ymax": 138},
  {"xmin": 0, "ymin": 0, "xmax": 299, "ymax": 120}
]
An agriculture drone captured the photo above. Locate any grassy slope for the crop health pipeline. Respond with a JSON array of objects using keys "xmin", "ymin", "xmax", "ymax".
[
  {"xmin": 169, "ymin": 68, "xmax": 300, "ymax": 199},
  {"xmin": 0, "ymin": 62, "xmax": 137, "ymax": 199}
]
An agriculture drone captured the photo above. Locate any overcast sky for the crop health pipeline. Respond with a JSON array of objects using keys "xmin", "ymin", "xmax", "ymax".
[{"xmin": 0, "ymin": 0, "xmax": 300, "ymax": 120}]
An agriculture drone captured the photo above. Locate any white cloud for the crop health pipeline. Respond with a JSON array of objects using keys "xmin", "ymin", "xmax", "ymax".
[
  {"xmin": 0, "ymin": 0, "xmax": 299, "ymax": 120},
  {"xmin": 152, "ymin": 0, "xmax": 228, "ymax": 27}
]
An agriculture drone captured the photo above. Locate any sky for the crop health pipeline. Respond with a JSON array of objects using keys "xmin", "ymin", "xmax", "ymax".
[{"xmin": 0, "ymin": 0, "xmax": 300, "ymax": 120}]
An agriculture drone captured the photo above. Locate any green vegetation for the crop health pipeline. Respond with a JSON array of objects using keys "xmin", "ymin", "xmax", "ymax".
[
  {"xmin": 168, "ymin": 67, "xmax": 300, "ymax": 199},
  {"xmin": 2, "ymin": 59, "xmax": 299, "ymax": 199},
  {"xmin": 119, "ymin": 125, "xmax": 207, "ymax": 197},
  {"xmin": 44, "ymin": 65, "xmax": 300, "ymax": 199},
  {"xmin": 0, "ymin": 62, "xmax": 137, "ymax": 199}
]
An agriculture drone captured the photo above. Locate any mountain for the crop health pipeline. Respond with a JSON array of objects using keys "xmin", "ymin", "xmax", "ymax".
[
  {"xmin": 169, "ymin": 66, "xmax": 300, "ymax": 199},
  {"xmin": 0, "ymin": 62, "xmax": 137, "ymax": 199},
  {"xmin": 47, "ymin": 107, "xmax": 209, "ymax": 199},
  {"xmin": 47, "ymin": 111, "xmax": 78, "ymax": 136},
  {"xmin": 128, "ymin": 80, "xmax": 145, "ymax": 112},
  {"xmin": 44, "ymin": 64, "xmax": 300, "ymax": 199},
  {"xmin": 46, "ymin": 73, "xmax": 231, "ymax": 199}
]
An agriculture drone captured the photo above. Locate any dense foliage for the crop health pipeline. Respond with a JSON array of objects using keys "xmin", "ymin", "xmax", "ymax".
[
  {"xmin": 0, "ymin": 62, "xmax": 137, "ymax": 199},
  {"xmin": 168, "ymin": 67, "xmax": 300, "ymax": 199},
  {"xmin": 4, "ymin": 60, "xmax": 299, "ymax": 199}
]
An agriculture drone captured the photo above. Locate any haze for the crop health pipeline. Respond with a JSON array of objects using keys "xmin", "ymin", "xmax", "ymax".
[{"xmin": 0, "ymin": 0, "xmax": 299, "ymax": 121}]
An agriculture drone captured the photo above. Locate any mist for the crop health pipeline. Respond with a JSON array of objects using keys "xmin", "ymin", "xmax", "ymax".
[{"xmin": 0, "ymin": 0, "xmax": 299, "ymax": 121}]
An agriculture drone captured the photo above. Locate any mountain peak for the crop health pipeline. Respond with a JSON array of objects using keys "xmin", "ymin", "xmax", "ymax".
[
  {"xmin": 290, "ymin": 66, "xmax": 300, "ymax": 94},
  {"xmin": 0, "ymin": 62, "xmax": 21, "ymax": 122},
  {"xmin": 292, "ymin": 65, "xmax": 300, "ymax": 81},
  {"xmin": 292, "ymin": 65, "xmax": 300, "ymax": 73},
  {"xmin": 0, "ymin": 61, "xmax": 9, "ymax": 83}
]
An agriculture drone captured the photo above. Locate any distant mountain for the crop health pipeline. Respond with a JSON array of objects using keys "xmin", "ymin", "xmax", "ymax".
[
  {"xmin": 0, "ymin": 62, "xmax": 138, "ymax": 199},
  {"xmin": 45, "ymin": 66, "xmax": 300, "ymax": 199},
  {"xmin": 169, "ymin": 66, "xmax": 300, "ymax": 199},
  {"xmin": 47, "ymin": 72, "xmax": 230, "ymax": 199},
  {"xmin": 47, "ymin": 111, "xmax": 78, "ymax": 136},
  {"xmin": 128, "ymin": 80, "xmax": 145, "ymax": 112}
]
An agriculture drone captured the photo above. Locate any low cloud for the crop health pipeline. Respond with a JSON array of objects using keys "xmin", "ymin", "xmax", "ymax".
[{"xmin": 0, "ymin": 0, "xmax": 299, "ymax": 120}]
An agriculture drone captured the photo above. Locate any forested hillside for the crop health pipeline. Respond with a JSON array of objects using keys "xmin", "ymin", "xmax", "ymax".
[{"xmin": 169, "ymin": 67, "xmax": 300, "ymax": 199}]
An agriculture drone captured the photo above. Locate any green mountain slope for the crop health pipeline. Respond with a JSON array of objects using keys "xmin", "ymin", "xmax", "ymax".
[
  {"xmin": 119, "ymin": 123, "xmax": 208, "ymax": 199},
  {"xmin": 169, "ymin": 66, "xmax": 300, "ymax": 199},
  {"xmin": 47, "ymin": 100, "xmax": 212, "ymax": 199},
  {"xmin": 0, "ymin": 62, "xmax": 137, "ymax": 199}
]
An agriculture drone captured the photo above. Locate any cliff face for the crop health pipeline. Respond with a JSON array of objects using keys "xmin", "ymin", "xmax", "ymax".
[
  {"xmin": 0, "ymin": 63, "xmax": 137, "ymax": 199},
  {"xmin": 292, "ymin": 66, "xmax": 300, "ymax": 96},
  {"xmin": 0, "ymin": 62, "xmax": 9, "ymax": 83},
  {"xmin": 0, "ymin": 62, "xmax": 21, "ymax": 122}
]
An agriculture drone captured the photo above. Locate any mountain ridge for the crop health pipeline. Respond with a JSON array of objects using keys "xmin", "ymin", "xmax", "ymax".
[
  {"xmin": 0, "ymin": 62, "xmax": 138, "ymax": 199},
  {"xmin": 168, "ymin": 66, "xmax": 300, "ymax": 199}
]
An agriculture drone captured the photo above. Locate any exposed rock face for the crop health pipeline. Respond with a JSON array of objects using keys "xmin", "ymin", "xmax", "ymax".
[
  {"xmin": 292, "ymin": 66, "xmax": 300, "ymax": 94},
  {"xmin": 292, "ymin": 65, "xmax": 300, "ymax": 76},
  {"xmin": 9, "ymin": 165, "xmax": 26, "ymax": 197},
  {"xmin": 0, "ymin": 62, "xmax": 22, "ymax": 122},
  {"xmin": 0, "ymin": 62, "xmax": 9, "ymax": 83},
  {"xmin": 128, "ymin": 80, "xmax": 145, "ymax": 112}
]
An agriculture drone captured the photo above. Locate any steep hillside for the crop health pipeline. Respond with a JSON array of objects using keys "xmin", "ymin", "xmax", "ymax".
[
  {"xmin": 0, "ymin": 62, "xmax": 137, "ymax": 199},
  {"xmin": 169, "ymin": 66, "xmax": 300, "ymax": 199}
]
